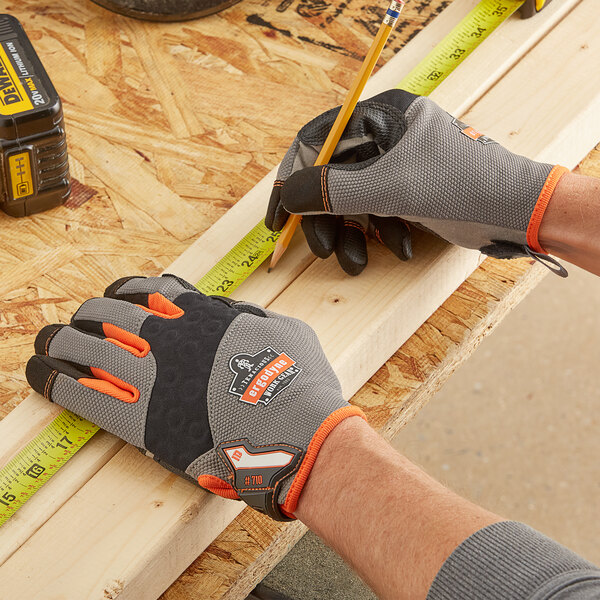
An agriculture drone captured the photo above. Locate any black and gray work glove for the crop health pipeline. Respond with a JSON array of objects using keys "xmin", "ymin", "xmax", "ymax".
[
  {"xmin": 26, "ymin": 275, "xmax": 364, "ymax": 521},
  {"xmin": 266, "ymin": 89, "xmax": 568, "ymax": 275}
]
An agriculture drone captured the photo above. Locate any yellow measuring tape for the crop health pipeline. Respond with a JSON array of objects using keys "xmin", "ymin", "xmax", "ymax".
[
  {"xmin": 195, "ymin": 221, "xmax": 280, "ymax": 296},
  {"xmin": 0, "ymin": 0, "xmax": 525, "ymax": 527},
  {"xmin": 399, "ymin": 0, "xmax": 523, "ymax": 94},
  {"xmin": 0, "ymin": 411, "xmax": 98, "ymax": 526}
]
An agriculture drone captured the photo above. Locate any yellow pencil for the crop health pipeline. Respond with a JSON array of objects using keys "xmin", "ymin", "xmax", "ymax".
[{"xmin": 269, "ymin": 0, "xmax": 406, "ymax": 272}]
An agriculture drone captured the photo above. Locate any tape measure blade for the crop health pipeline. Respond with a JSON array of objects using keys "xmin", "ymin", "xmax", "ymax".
[
  {"xmin": 397, "ymin": 0, "xmax": 523, "ymax": 95},
  {"xmin": 195, "ymin": 221, "xmax": 280, "ymax": 297},
  {"xmin": 0, "ymin": 411, "xmax": 98, "ymax": 527}
]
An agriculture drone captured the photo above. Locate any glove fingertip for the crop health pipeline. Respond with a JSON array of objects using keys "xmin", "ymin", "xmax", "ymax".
[
  {"xmin": 371, "ymin": 217, "xmax": 413, "ymax": 261},
  {"xmin": 388, "ymin": 226, "xmax": 413, "ymax": 261},
  {"xmin": 104, "ymin": 276, "xmax": 145, "ymax": 299},
  {"xmin": 335, "ymin": 221, "xmax": 368, "ymax": 277},
  {"xmin": 26, "ymin": 355, "xmax": 54, "ymax": 399},
  {"xmin": 265, "ymin": 185, "xmax": 283, "ymax": 231},
  {"xmin": 282, "ymin": 167, "xmax": 332, "ymax": 215},
  {"xmin": 269, "ymin": 203, "xmax": 291, "ymax": 233},
  {"xmin": 34, "ymin": 323, "xmax": 65, "ymax": 356},
  {"xmin": 302, "ymin": 215, "xmax": 336, "ymax": 259},
  {"xmin": 26, "ymin": 354, "xmax": 95, "ymax": 402},
  {"xmin": 26, "ymin": 355, "xmax": 87, "ymax": 401}
]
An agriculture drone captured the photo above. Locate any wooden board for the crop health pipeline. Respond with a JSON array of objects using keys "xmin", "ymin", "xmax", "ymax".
[
  {"xmin": 0, "ymin": 0, "xmax": 598, "ymax": 598},
  {"xmin": 164, "ymin": 255, "xmax": 552, "ymax": 600}
]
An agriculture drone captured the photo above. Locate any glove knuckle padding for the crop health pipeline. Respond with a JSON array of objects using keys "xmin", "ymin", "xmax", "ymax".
[
  {"xmin": 73, "ymin": 297, "xmax": 148, "ymax": 334},
  {"xmin": 111, "ymin": 274, "xmax": 196, "ymax": 302},
  {"xmin": 138, "ymin": 292, "xmax": 237, "ymax": 471},
  {"xmin": 326, "ymin": 96, "xmax": 554, "ymax": 250},
  {"xmin": 46, "ymin": 326, "xmax": 157, "ymax": 449}
]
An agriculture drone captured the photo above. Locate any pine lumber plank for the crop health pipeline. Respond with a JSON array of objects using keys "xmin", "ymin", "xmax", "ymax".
[
  {"xmin": 461, "ymin": 13, "xmax": 600, "ymax": 167},
  {"xmin": 164, "ymin": 256, "xmax": 551, "ymax": 600},
  {"xmin": 433, "ymin": 0, "xmax": 576, "ymax": 116},
  {"xmin": 0, "ymin": 428, "xmax": 123, "ymax": 566},
  {"xmin": 1, "ymin": 0, "xmax": 598, "ymax": 598}
]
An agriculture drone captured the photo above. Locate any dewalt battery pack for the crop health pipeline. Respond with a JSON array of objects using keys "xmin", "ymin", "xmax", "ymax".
[{"xmin": 0, "ymin": 15, "xmax": 69, "ymax": 217}]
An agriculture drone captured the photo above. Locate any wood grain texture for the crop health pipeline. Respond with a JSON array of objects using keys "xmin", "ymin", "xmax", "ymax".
[{"xmin": 0, "ymin": 0, "xmax": 598, "ymax": 598}]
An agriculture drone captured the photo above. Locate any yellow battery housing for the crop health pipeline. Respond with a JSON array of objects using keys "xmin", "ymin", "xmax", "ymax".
[{"xmin": 0, "ymin": 15, "xmax": 70, "ymax": 217}]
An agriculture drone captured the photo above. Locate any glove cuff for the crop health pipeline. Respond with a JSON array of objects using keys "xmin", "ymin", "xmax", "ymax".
[
  {"xmin": 526, "ymin": 165, "xmax": 569, "ymax": 254},
  {"xmin": 279, "ymin": 405, "xmax": 367, "ymax": 519},
  {"xmin": 205, "ymin": 405, "xmax": 366, "ymax": 522}
]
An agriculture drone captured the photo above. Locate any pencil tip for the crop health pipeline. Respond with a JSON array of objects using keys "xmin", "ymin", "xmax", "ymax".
[
  {"xmin": 267, "ymin": 268, "xmax": 272, "ymax": 273},
  {"xmin": 269, "ymin": 244, "xmax": 284, "ymax": 271}
]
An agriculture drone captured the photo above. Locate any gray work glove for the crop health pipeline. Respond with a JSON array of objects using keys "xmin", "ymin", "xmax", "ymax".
[
  {"xmin": 26, "ymin": 275, "xmax": 364, "ymax": 521},
  {"xmin": 266, "ymin": 89, "xmax": 568, "ymax": 276}
]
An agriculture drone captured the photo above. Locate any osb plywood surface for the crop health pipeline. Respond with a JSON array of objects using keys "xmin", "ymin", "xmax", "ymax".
[{"xmin": 0, "ymin": 0, "xmax": 452, "ymax": 415}]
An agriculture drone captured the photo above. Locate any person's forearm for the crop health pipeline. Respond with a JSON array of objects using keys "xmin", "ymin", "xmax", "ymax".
[
  {"xmin": 539, "ymin": 172, "xmax": 600, "ymax": 275},
  {"xmin": 295, "ymin": 417, "xmax": 502, "ymax": 600}
]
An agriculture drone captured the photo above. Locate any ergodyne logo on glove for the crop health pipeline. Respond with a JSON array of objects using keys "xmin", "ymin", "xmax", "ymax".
[
  {"xmin": 229, "ymin": 347, "xmax": 302, "ymax": 406},
  {"xmin": 451, "ymin": 118, "xmax": 495, "ymax": 145}
]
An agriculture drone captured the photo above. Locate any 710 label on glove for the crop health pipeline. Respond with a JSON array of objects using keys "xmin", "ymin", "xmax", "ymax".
[
  {"xmin": 219, "ymin": 440, "xmax": 301, "ymax": 492},
  {"xmin": 228, "ymin": 347, "xmax": 302, "ymax": 406},
  {"xmin": 218, "ymin": 439, "xmax": 303, "ymax": 520},
  {"xmin": 224, "ymin": 445, "xmax": 295, "ymax": 472}
]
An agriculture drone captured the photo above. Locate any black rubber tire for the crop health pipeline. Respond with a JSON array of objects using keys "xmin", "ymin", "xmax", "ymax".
[{"xmin": 89, "ymin": 0, "xmax": 243, "ymax": 22}]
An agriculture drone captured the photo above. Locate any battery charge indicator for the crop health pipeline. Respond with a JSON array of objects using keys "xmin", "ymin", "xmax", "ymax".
[{"xmin": 7, "ymin": 151, "xmax": 34, "ymax": 200}]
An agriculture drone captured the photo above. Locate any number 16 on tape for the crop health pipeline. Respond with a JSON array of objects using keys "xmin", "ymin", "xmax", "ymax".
[{"xmin": 0, "ymin": 410, "xmax": 98, "ymax": 527}]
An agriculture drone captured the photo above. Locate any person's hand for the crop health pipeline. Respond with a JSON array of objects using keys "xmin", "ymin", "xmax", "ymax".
[
  {"xmin": 266, "ymin": 89, "xmax": 568, "ymax": 275},
  {"xmin": 25, "ymin": 275, "xmax": 364, "ymax": 521}
]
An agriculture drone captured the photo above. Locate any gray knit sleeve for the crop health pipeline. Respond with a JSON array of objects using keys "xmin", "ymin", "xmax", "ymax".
[{"xmin": 427, "ymin": 521, "xmax": 600, "ymax": 600}]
